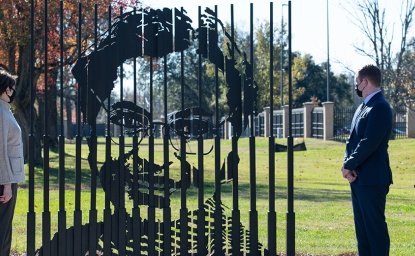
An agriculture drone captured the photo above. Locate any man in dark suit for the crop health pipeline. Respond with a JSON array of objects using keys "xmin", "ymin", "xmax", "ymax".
[{"xmin": 342, "ymin": 64, "xmax": 393, "ymax": 256}]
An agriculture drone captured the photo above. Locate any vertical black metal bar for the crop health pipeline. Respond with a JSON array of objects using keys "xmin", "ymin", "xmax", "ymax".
[
  {"xmin": 132, "ymin": 8, "xmax": 141, "ymax": 256},
  {"xmin": 117, "ymin": 7, "xmax": 127, "ymax": 256},
  {"xmin": 102, "ymin": 6, "xmax": 113, "ymax": 254},
  {"xmin": 42, "ymin": 0, "xmax": 51, "ymax": 255},
  {"xmin": 87, "ymin": 4, "xmax": 99, "ymax": 255},
  {"xmin": 230, "ymin": 4, "xmax": 241, "ymax": 255},
  {"xmin": 27, "ymin": 0, "xmax": 36, "ymax": 255},
  {"xmin": 73, "ymin": 3, "xmax": 83, "ymax": 255},
  {"xmin": 162, "ymin": 53, "xmax": 172, "ymax": 255},
  {"xmin": 249, "ymin": 3, "xmax": 259, "ymax": 255},
  {"xmin": 196, "ymin": 6, "xmax": 207, "ymax": 255},
  {"xmin": 58, "ymin": 2, "xmax": 67, "ymax": 255},
  {"xmin": 268, "ymin": 3, "xmax": 277, "ymax": 255},
  {"xmin": 148, "ymin": 57, "xmax": 156, "ymax": 256},
  {"xmin": 103, "ymin": 5, "xmax": 112, "ymax": 256},
  {"xmin": 179, "ymin": 7, "xmax": 189, "ymax": 254},
  {"xmin": 213, "ymin": 5, "xmax": 223, "ymax": 255},
  {"xmin": 286, "ymin": 1, "xmax": 296, "ymax": 255}
]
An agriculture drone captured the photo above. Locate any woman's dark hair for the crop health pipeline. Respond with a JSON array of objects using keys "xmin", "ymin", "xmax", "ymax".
[{"xmin": 0, "ymin": 69, "xmax": 17, "ymax": 95}]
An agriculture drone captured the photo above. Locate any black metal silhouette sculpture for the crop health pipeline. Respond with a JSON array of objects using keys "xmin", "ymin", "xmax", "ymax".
[
  {"xmin": 38, "ymin": 6, "xmax": 263, "ymax": 255},
  {"xmin": 72, "ymin": 8, "xmax": 193, "ymax": 124}
]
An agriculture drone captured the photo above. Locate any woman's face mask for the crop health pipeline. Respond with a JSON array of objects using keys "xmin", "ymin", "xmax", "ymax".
[{"xmin": 7, "ymin": 87, "xmax": 16, "ymax": 103}]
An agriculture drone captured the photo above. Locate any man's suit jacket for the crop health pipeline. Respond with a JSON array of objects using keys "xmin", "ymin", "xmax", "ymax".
[{"xmin": 344, "ymin": 92, "xmax": 393, "ymax": 186}]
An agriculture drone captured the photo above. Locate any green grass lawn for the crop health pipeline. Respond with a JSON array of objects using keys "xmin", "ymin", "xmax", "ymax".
[{"xmin": 11, "ymin": 138, "xmax": 415, "ymax": 255}]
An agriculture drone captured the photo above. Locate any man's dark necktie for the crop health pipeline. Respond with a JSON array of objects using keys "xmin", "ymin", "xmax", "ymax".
[{"xmin": 350, "ymin": 102, "xmax": 366, "ymax": 134}]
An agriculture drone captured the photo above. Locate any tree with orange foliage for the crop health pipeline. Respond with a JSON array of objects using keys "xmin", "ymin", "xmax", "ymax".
[{"xmin": 0, "ymin": 0, "xmax": 137, "ymax": 163}]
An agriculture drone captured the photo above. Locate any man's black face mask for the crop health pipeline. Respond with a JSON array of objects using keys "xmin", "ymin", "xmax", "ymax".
[
  {"xmin": 355, "ymin": 84, "xmax": 363, "ymax": 98},
  {"xmin": 355, "ymin": 78, "xmax": 367, "ymax": 98}
]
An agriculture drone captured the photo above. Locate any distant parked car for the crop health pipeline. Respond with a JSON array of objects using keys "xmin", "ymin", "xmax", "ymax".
[
  {"xmin": 390, "ymin": 128, "xmax": 406, "ymax": 139},
  {"xmin": 336, "ymin": 126, "xmax": 351, "ymax": 136},
  {"xmin": 393, "ymin": 128, "xmax": 405, "ymax": 134}
]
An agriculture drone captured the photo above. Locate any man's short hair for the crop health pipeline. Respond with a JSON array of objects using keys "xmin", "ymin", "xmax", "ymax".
[{"xmin": 358, "ymin": 64, "xmax": 381, "ymax": 87}]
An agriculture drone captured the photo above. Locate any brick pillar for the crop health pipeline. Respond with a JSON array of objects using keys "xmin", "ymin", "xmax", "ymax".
[
  {"xmin": 264, "ymin": 107, "xmax": 270, "ymax": 137},
  {"xmin": 113, "ymin": 124, "xmax": 120, "ymax": 137},
  {"xmin": 223, "ymin": 118, "xmax": 230, "ymax": 139},
  {"xmin": 160, "ymin": 116, "xmax": 165, "ymax": 139},
  {"xmin": 303, "ymin": 102, "xmax": 314, "ymax": 138},
  {"xmin": 282, "ymin": 105, "xmax": 289, "ymax": 138},
  {"xmin": 322, "ymin": 102, "xmax": 334, "ymax": 140},
  {"xmin": 407, "ymin": 106, "xmax": 415, "ymax": 138}
]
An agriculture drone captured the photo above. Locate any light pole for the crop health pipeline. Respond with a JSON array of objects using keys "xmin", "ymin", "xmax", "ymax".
[
  {"xmin": 280, "ymin": 3, "xmax": 287, "ymax": 108},
  {"xmin": 326, "ymin": 0, "xmax": 330, "ymax": 101}
]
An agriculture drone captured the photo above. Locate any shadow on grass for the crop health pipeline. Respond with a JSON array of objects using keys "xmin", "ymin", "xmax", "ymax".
[
  {"xmin": 31, "ymin": 166, "xmax": 94, "ymax": 189},
  {"xmin": 163, "ymin": 181, "xmax": 353, "ymax": 203},
  {"xmin": 24, "ymin": 164, "xmax": 354, "ymax": 203},
  {"xmin": 26, "ymin": 154, "xmax": 96, "ymax": 190},
  {"xmin": 26, "ymin": 147, "xmax": 109, "ymax": 189},
  {"xmin": 229, "ymin": 183, "xmax": 351, "ymax": 202},
  {"xmin": 277, "ymin": 253, "xmax": 357, "ymax": 256}
]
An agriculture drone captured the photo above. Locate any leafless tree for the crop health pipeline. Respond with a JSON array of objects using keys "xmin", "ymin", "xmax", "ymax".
[
  {"xmin": 400, "ymin": 39, "xmax": 415, "ymax": 109},
  {"xmin": 348, "ymin": 0, "xmax": 415, "ymax": 109}
]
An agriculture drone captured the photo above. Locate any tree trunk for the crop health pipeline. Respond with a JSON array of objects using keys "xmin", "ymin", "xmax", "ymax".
[
  {"xmin": 14, "ymin": 45, "xmax": 42, "ymax": 165},
  {"xmin": 49, "ymin": 74, "xmax": 59, "ymax": 149},
  {"xmin": 8, "ymin": 45, "xmax": 16, "ymax": 73},
  {"xmin": 38, "ymin": 70, "xmax": 59, "ymax": 149},
  {"xmin": 65, "ymin": 96, "xmax": 74, "ymax": 139}
]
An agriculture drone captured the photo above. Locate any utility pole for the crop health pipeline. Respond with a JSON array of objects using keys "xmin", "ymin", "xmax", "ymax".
[{"xmin": 326, "ymin": 0, "xmax": 330, "ymax": 101}]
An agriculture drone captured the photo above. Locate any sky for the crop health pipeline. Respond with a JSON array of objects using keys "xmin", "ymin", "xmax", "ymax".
[{"xmin": 139, "ymin": 0, "xmax": 407, "ymax": 75}]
